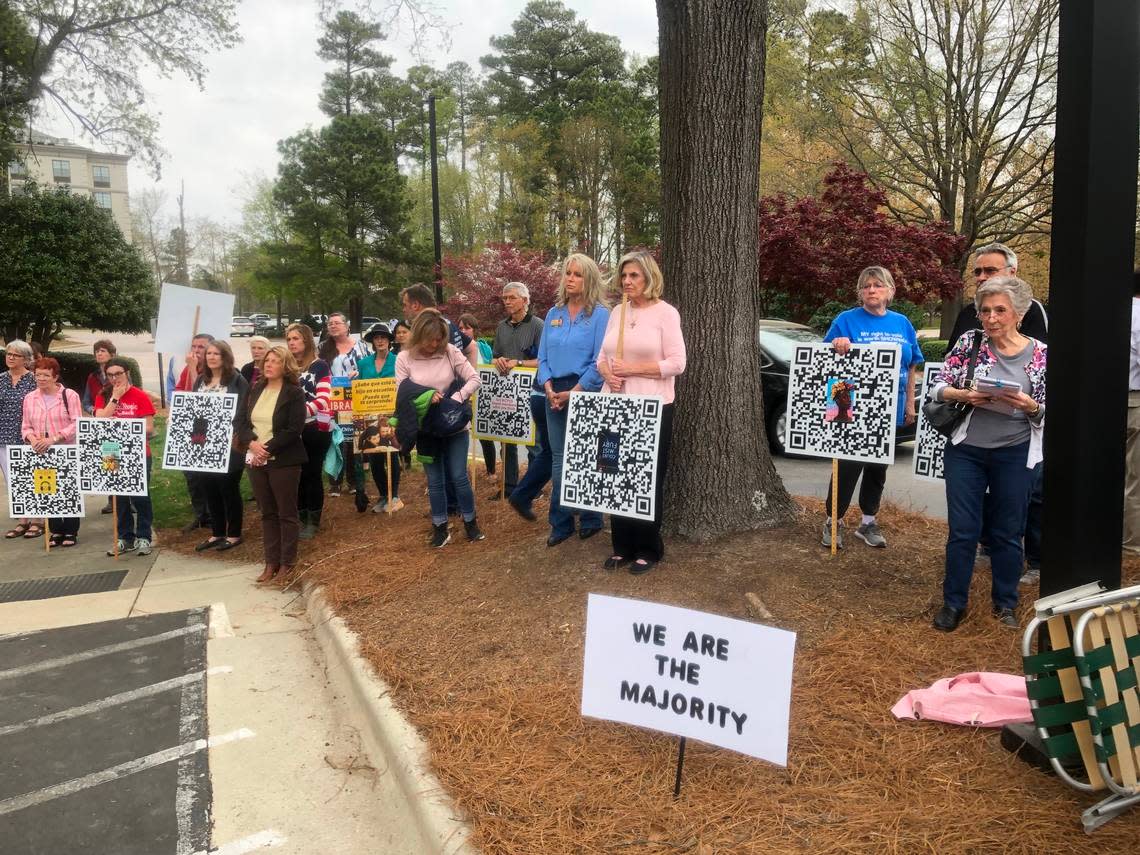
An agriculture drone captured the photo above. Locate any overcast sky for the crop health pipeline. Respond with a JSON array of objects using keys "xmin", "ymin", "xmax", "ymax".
[{"xmin": 43, "ymin": 0, "xmax": 659, "ymax": 228}]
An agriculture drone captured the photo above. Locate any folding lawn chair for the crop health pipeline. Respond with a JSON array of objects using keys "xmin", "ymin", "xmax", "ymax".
[{"xmin": 1022, "ymin": 582, "xmax": 1140, "ymax": 832}]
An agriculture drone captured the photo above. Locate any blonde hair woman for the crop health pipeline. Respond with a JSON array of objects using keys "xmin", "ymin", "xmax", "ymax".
[
  {"xmin": 536, "ymin": 253, "xmax": 612, "ymax": 546},
  {"xmin": 241, "ymin": 335, "xmax": 271, "ymax": 385},
  {"xmin": 284, "ymin": 322, "xmax": 331, "ymax": 538}
]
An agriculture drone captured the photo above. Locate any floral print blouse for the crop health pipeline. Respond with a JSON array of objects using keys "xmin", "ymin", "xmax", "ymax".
[{"xmin": 0, "ymin": 371, "xmax": 37, "ymax": 445}]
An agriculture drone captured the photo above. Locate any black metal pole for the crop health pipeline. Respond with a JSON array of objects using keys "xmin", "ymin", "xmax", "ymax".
[
  {"xmin": 1039, "ymin": 1, "xmax": 1140, "ymax": 597},
  {"xmin": 157, "ymin": 354, "xmax": 166, "ymax": 409},
  {"xmin": 428, "ymin": 94, "xmax": 444, "ymax": 306},
  {"xmin": 672, "ymin": 737, "xmax": 686, "ymax": 798}
]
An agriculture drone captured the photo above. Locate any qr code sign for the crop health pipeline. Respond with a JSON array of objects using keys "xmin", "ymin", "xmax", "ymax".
[
  {"xmin": 8, "ymin": 445, "xmax": 85, "ymax": 518},
  {"xmin": 784, "ymin": 343, "xmax": 900, "ymax": 464},
  {"xmin": 473, "ymin": 366, "xmax": 535, "ymax": 445},
  {"xmin": 913, "ymin": 363, "xmax": 947, "ymax": 481},
  {"xmin": 77, "ymin": 417, "xmax": 149, "ymax": 496},
  {"xmin": 560, "ymin": 392, "xmax": 663, "ymax": 521},
  {"xmin": 162, "ymin": 392, "xmax": 238, "ymax": 473}
]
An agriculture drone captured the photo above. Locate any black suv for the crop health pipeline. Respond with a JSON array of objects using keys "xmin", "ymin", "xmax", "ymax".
[{"xmin": 758, "ymin": 319, "xmax": 917, "ymax": 454}]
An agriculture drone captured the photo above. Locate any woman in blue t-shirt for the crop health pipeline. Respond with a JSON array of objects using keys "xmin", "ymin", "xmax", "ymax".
[{"xmin": 820, "ymin": 266, "xmax": 922, "ymax": 550}]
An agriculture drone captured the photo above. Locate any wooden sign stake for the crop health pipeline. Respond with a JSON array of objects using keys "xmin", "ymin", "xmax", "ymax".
[
  {"xmin": 617, "ymin": 295, "xmax": 628, "ymax": 360},
  {"xmin": 112, "ymin": 496, "xmax": 119, "ymax": 559},
  {"xmin": 44, "ymin": 519, "xmax": 50, "ymax": 553},
  {"xmin": 500, "ymin": 442, "xmax": 507, "ymax": 501},
  {"xmin": 672, "ymin": 736, "xmax": 687, "ymax": 798},
  {"xmin": 830, "ymin": 458, "xmax": 839, "ymax": 557},
  {"xmin": 191, "ymin": 305, "xmax": 201, "ymax": 338},
  {"xmin": 386, "ymin": 448, "xmax": 394, "ymax": 514}
]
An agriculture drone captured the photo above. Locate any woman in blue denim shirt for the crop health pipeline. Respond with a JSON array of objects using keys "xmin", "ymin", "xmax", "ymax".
[{"xmin": 537, "ymin": 253, "xmax": 611, "ymax": 547}]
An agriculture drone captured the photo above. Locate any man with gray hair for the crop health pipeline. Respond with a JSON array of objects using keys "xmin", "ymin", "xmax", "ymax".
[{"xmin": 492, "ymin": 282, "xmax": 545, "ymax": 506}]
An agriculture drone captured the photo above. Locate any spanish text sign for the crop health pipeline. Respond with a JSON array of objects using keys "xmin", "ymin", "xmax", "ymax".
[
  {"xmin": 581, "ymin": 594, "xmax": 796, "ymax": 765},
  {"xmin": 351, "ymin": 378, "xmax": 397, "ymax": 415}
]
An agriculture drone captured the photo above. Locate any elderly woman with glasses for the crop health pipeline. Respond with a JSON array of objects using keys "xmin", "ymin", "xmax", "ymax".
[
  {"xmin": 819, "ymin": 266, "xmax": 923, "ymax": 551},
  {"xmin": 931, "ymin": 276, "xmax": 1047, "ymax": 632},
  {"xmin": 2, "ymin": 340, "xmax": 38, "ymax": 539},
  {"xmin": 22, "ymin": 358, "xmax": 83, "ymax": 547}
]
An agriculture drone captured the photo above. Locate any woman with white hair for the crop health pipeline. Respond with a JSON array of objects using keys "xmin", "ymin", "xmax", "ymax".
[
  {"xmin": 240, "ymin": 335, "xmax": 271, "ymax": 386},
  {"xmin": 820, "ymin": 266, "xmax": 923, "ymax": 551},
  {"xmin": 537, "ymin": 254, "xmax": 610, "ymax": 546},
  {"xmin": 931, "ymin": 276, "xmax": 1047, "ymax": 632},
  {"xmin": 1, "ymin": 340, "xmax": 38, "ymax": 539}
]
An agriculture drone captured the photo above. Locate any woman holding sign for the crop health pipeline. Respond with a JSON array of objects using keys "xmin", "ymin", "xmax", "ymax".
[
  {"xmin": 286, "ymin": 323, "xmax": 331, "ymax": 539},
  {"xmin": 21, "ymin": 358, "xmax": 82, "ymax": 547},
  {"xmin": 930, "ymin": 276, "xmax": 1047, "ymax": 632},
  {"xmin": 819, "ymin": 267, "xmax": 922, "ymax": 551},
  {"xmin": 597, "ymin": 251, "xmax": 687, "ymax": 574},
  {"xmin": 1, "ymin": 340, "xmax": 37, "ymax": 539},
  {"xmin": 357, "ymin": 324, "xmax": 402, "ymax": 513},
  {"xmin": 238, "ymin": 346, "xmax": 308, "ymax": 583},
  {"xmin": 538, "ymin": 254, "xmax": 611, "ymax": 547},
  {"xmin": 192, "ymin": 342, "xmax": 249, "ymax": 552}
]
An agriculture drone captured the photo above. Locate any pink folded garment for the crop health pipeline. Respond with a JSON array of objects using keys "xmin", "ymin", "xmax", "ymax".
[{"xmin": 891, "ymin": 672, "xmax": 1031, "ymax": 727}]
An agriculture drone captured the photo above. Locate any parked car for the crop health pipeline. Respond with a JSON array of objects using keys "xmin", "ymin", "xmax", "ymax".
[
  {"xmin": 230, "ymin": 316, "xmax": 256, "ymax": 337},
  {"xmin": 248, "ymin": 313, "xmax": 271, "ymax": 329},
  {"xmin": 758, "ymin": 318, "xmax": 916, "ymax": 455}
]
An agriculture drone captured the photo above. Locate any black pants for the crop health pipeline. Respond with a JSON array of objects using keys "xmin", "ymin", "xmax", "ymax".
[
  {"xmin": 368, "ymin": 450, "xmax": 401, "ymax": 501},
  {"xmin": 330, "ymin": 439, "xmax": 363, "ymax": 491},
  {"xmin": 479, "ymin": 438, "xmax": 496, "ymax": 475},
  {"xmin": 48, "ymin": 517, "xmax": 81, "ymax": 538},
  {"xmin": 299, "ymin": 427, "xmax": 331, "ymax": 514},
  {"xmin": 203, "ymin": 449, "xmax": 245, "ymax": 538},
  {"xmin": 824, "ymin": 460, "xmax": 888, "ymax": 519},
  {"xmin": 184, "ymin": 471, "xmax": 211, "ymax": 524},
  {"xmin": 611, "ymin": 404, "xmax": 674, "ymax": 563}
]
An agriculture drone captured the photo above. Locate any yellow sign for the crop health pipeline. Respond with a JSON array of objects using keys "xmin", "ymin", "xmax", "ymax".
[
  {"xmin": 32, "ymin": 469, "xmax": 57, "ymax": 495},
  {"xmin": 351, "ymin": 378, "xmax": 397, "ymax": 415}
]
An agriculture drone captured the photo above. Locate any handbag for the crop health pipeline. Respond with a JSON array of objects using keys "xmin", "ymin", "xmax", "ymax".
[{"xmin": 922, "ymin": 332, "xmax": 983, "ymax": 438}]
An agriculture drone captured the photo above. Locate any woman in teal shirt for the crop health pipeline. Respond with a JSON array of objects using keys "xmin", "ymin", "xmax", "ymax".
[{"xmin": 356, "ymin": 324, "xmax": 402, "ymax": 511}]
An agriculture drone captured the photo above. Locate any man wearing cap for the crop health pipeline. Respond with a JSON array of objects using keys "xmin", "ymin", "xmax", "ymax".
[{"xmin": 356, "ymin": 323, "xmax": 402, "ymax": 513}]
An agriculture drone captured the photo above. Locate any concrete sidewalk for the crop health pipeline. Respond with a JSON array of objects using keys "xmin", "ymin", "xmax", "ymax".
[{"xmin": 0, "ymin": 539, "xmax": 436, "ymax": 854}]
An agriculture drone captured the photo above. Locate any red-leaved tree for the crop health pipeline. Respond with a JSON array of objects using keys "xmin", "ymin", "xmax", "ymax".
[
  {"xmin": 758, "ymin": 163, "xmax": 967, "ymax": 322},
  {"xmin": 441, "ymin": 243, "xmax": 562, "ymax": 332}
]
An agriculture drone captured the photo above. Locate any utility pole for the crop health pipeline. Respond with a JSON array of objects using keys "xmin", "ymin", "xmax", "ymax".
[{"xmin": 429, "ymin": 94, "xmax": 444, "ymax": 305}]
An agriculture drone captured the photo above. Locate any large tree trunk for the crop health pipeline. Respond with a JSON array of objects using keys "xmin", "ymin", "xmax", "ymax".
[{"xmin": 658, "ymin": 0, "xmax": 795, "ymax": 541}]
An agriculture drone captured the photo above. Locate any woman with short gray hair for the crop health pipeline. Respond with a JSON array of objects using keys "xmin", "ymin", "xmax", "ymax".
[
  {"xmin": 1, "ymin": 340, "xmax": 39, "ymax": 538},
  {"xmin": 931, "ymin": 275, "xmax": 1047, "ymax": 632}
]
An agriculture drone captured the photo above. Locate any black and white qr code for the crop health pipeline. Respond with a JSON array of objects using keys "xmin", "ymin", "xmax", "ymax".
[
  {"xmin": 784, "ymin": 343, "xmax": 900, "ymax": 464},
  {"xmin": 913, "ymin": 363, "xmax": 946, "ymax": 481},
  {"xmin": 162, "ymin": 392, "xmax": 238, "ymax": 473},
  {"xmin": 77, "ymin": 417, "xmax": 149, "ymax": 496},
  {"xmin": 560, "ymin": 392, "xmax": 663, "ymax": 521},
  {"xmin": 7, "ymin": 445, "xmax": 85, "ymax": 518},
  {"xmin": 474, "ymin": 367, "xmax": 535, "ymax": 445}
]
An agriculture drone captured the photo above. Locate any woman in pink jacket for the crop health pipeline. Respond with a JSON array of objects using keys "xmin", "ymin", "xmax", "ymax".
[
  {"xmin": 596, "ymin": 251, "xmax": 687, "ymax": 574},
  {"xmin": 22, "ymin": 358, "xmax": 82, "ymax": 547}
]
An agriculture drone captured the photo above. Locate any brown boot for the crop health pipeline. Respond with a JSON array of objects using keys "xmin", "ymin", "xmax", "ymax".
[{"xmin": 255, "ymin": 564, "xmax": 279, "ymax": 583}]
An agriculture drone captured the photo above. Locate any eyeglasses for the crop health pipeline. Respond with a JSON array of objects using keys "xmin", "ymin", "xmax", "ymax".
[
  {"xmin": 106, "ymin": 370, "xmax": 126, "ymax": 378},
  {"xmin": 973, "ymin": 266, "xmax": 1008, "ymax": 276}
]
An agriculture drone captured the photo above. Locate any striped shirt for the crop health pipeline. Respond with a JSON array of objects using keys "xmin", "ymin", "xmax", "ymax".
[{"xmin": 299, "ymin": 358, "xmax": 332, "ymax": 430}]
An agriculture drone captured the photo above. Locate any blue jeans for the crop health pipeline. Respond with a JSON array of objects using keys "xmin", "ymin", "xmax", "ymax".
[
  {"xmin": 118, "ymin": 457, "xmax": 154, "ymax": 542},
  {"xmin": 546, "ymin": 395, "xmax": 602, "ymax": 539},
  {"xmin": 510, "ymin": 395, "xmax": 550, "ymax": 509},
  {"xmin": 943, "ymin": 441, "xmax": 1032, "ymax": 610},
  {"xmin": 424, "ymin": 432, "xmax": 476, "ymax": 525}
]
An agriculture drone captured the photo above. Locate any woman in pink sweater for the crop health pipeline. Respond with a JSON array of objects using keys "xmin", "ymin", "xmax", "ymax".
[
  {"xmin": 596, "ymin": 251, "xmax": 687, "ymax": 574},
  {"xmin": 395, "ymin": 310, "xmax": 484, "ymax": 548}
]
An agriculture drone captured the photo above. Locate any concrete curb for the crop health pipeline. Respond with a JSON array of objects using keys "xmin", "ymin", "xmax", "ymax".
[{"xmin": 303, "ymin": 583, "xmax": 478, "ymax": 855}]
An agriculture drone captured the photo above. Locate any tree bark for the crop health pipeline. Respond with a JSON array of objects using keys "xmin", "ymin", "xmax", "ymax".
[{"xmin": 657, "ymin": 0, "xmax": 796, "ymax": 541}]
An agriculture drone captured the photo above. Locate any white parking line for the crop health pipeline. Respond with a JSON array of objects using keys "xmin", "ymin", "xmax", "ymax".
[
  {"xmin": 0, "ymin": 623, "xmax": 207, "ymax": 681},
  {"xmin": 191, "ymin": 829, "xmax": 287, "ymax": 855},
  {"xmin": 0, "ymin": 671, "xmax": 209, "ymax": 737},
  {"xmin": 0, "ymin": 728, "xmax": 255, "ymax": 816}
]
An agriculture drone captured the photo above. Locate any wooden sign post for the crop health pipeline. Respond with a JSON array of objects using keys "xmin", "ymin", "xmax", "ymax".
[
  {"xmin": 112, "ymin": 496, "xmax": 119, "ymax": 559},
  {"xmin": 830, "ymin": 458, "xmax": 838, "ymax": 557}
]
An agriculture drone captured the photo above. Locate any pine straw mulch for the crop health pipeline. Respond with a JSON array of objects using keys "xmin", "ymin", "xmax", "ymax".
[{"xmin": 162, "ymin": 470, "xmax": 1140, "ymax": 854}]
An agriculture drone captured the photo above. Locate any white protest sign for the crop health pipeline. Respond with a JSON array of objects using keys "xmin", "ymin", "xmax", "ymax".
[
  {"xmin": 153, "ymin": 283, "xmax": 235, "ymax": 358},
  {"xmin": 581, "ymin": 593, "xmax": 796, "ymax": 765}
]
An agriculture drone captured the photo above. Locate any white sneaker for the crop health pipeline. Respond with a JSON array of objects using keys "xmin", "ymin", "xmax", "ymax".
[
  {"xmin": 370, "ymin": 500, "xmax": 387, "ymax": 513},
  {"xmin": 855, "ymin": 522, "xmax": 887, "ymax": 548},
  {"xmin": 135, "ymin": 538, "xmax": 152, "ymax": 556}
]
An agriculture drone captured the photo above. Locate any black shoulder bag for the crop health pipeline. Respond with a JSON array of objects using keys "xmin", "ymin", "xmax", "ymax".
[{"xmin": 922, "ymin": 332, "xmax": 983, "ymax": 438}]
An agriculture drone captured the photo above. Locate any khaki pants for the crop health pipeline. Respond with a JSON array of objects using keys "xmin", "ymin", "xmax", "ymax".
[{"xmin": 1124, "ymin": 392, "xmax": 1140, "ymax": 553}]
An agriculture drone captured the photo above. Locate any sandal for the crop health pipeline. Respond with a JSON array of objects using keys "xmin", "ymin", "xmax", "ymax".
[
  {"xmin": 5, "ymin": 523, "xmax": 30, "ymax": 539},
  {"xmin": 23, "ymin": 524, "xmax": 43, "ymax": 539},
  {"xmin": 215, "ymin": 538, "xmax": 243, "ymax": 552},
  {"xmin": 60, "ymin": 536, "xmax": 78, "ymax": 548},
  {"xmin": 629, "ymin": 559, "xmax": 657, "ymax": 576},
  {"xmin": 48, "ymin": 533, "xmax": 65, "ymax": 548},
  {"xmin": 604, "ymin": 555, "xmax": 630, "ymax": 570}
]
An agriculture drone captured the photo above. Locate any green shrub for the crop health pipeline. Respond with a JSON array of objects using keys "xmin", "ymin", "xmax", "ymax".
[
  {"xmin": 807, "ymin": 301, "xmax": 851, "ymax": 333},
  {"xmin": 0, "ymin": 348, "xmax": 142, "ymax": 392},
  {"xmin": 920, "ymin": 339, "xmax": 949, "ymax": 362}
]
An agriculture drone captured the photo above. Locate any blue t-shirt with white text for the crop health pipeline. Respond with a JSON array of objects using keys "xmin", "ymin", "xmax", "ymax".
[{"xmin": 824, "ymin": 307, "xmax": 923, "ymax": 426}]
